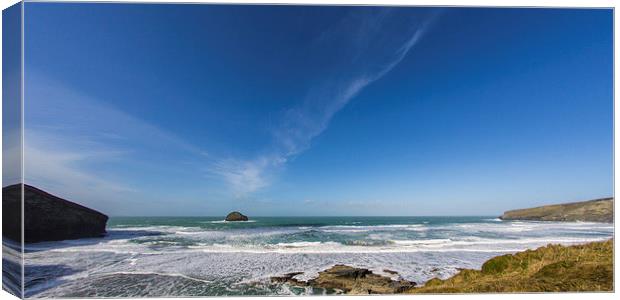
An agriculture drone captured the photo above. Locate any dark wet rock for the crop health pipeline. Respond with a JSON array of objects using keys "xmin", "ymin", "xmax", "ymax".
[
  {"xmin": 271, "ymin": 265, "xmax": 416, "ymax": 294},
  {"xmin": 2, "ymin": 184, "xmax": 108, "ymax": 243},
  {"xmin": 270, "ymin": 272, "xmax": 307, "ymax": 286},
  {"xmin": 225, "ymin": 211, "xmax": 248, "ymax": 222}
]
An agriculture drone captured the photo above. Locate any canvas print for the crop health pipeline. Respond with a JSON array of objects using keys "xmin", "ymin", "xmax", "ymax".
[{"xmin": 1, "ymin": 2, "xmax": 614, "ymax": 298}]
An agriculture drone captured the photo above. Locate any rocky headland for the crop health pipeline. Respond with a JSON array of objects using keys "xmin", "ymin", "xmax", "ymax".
[
  {"xmin": 500, "ymin": 197, "xmax": 613, "ymax": 222},
  {"xmin": 2, "ymin": 184, "xmax": 109, "ymax": 243}
]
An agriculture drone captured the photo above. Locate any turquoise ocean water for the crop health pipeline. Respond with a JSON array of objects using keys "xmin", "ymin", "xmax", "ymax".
[{"xmin": 21, "ymin": 216, "xmax": 613, "ymax": 297}]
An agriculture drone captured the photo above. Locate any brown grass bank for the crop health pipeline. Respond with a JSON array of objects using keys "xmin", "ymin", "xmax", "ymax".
[{"xmin": 410, "ymin": 239, "xmax": 613, "ymax": 293}]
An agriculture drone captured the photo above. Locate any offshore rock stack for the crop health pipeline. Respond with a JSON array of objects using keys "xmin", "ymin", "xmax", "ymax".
[{"xmin": 225, "ymin": 211, "xmax": 249, "ymax": 221}]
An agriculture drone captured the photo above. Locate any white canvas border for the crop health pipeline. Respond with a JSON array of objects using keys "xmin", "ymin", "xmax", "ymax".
[{"xmin": 0, "ymin": 1, "xmax": 616, "ymax": 300}]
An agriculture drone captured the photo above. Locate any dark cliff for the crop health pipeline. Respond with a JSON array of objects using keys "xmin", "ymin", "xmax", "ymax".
[{"xmin": 2, "ymin": 184, "xmax": 108, "ymax": 243}]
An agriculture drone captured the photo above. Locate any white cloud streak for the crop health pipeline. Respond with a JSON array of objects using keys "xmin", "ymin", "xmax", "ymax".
[
  {"xmin": 209, "ymin": 155, "xmax": 283, "ymax": 198},
  {"xmin": 213, "ymin": 9, "xmax": 440, "ymax": 196},
  {"xmin": 23, "ymin": 73, "xmax": 211, "ymax": 212},
  {"xmin": 25, "ymin": 9, "xmax": 441, "ymax": 204}
]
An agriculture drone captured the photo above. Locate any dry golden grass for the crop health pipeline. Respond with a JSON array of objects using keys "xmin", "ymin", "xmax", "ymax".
[
  {"xmin": 409, "ymin": 240, "xmax": 613, "ymax": 293},
  {"xmin": 501, "ymin": 198, "xmax": 613, "ymax": 222}
]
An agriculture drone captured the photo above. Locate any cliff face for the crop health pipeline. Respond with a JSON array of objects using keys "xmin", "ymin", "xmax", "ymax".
[
  {"xmin": 2, "ymin": 184, "xmax": 109, "ymax": 243},
  {"xmin": 500, "ymin": 198, "xmax": 613, "ymax": 223},
  {"xmin": 2, "ymin": 185, "xmax": 22, "ymax": 243}
]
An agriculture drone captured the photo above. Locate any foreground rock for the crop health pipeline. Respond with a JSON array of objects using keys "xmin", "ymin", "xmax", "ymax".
[
  {"xmin": 225, "ymin": 211, "xmax": 248, "ymax": 221},
  {"xmin": 2, "ymin": 184, "xmax": 108, "ymax": 243},
  {"xmin": 410, "ymin": 239, "xmax": 613, "ymax": 293},
  {"xmin": 500, "ymin": 197, "xmax": 613, "ymax": 222},
  {"xmin": 271, "ymin": 265, "xmax": 416, "ymax": 294}
]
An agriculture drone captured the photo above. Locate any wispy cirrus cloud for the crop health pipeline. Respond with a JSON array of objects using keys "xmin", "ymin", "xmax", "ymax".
[
  {"xmin": 25, "ymin": 9, "xmax": 442, "ymax": 203},
  {"xmin": 23, "ymin": 72, "xmax": 212, "ymax": 212},
  {"xmin": 213, "ymin": 9, "xmax": 441, "ymax": 196},
  {"xmin": 208, "ymin": 154, "xmax": 285, "ymax": 197}
]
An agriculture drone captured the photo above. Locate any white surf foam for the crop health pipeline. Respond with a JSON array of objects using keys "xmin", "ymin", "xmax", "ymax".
[
  {"xmin": 201, "ymin": 220, "xmax": 258, "ymax": 224},
  {"xmin": 23, "ymin": 219, "xmax": 613, "ymax": 297}
]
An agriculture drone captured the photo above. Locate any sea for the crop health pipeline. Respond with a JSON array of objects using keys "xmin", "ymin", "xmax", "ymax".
[{"xmin": 17, "ymin": 216, "xmax": 613, "ymax": 297}]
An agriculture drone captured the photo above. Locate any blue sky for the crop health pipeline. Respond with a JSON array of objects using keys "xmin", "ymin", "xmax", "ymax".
[{"xmin": 21, "ymin": 4, "xmax": 612, "ymax": 216}]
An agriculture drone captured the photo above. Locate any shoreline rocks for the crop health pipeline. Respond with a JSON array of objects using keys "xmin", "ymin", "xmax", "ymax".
[
  {"xmin": 2, "ymin": 184, "xmax": 109, "ymax": 243},
  {"xmin": 225, "ymin": 211, "xmax": 248, "ymax": 221},
  {"xmin": 270, "ymin": 265, "xmax": 416, "ymax": 294}
]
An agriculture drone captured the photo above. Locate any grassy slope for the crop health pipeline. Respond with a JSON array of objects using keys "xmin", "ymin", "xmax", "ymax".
[
  {"xmin": 500, "ymin": 198, "xmax": 613, "ymax": 222},
  {"xmin": 410, "ymin": 240, "xmax": 613, "ymax": 293}
]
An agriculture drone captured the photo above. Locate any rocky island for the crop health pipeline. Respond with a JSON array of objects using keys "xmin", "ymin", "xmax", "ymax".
[
  {"xmin": 500, "ymin": 197, "xmax": 613, "ymax": 222},
  {"xmin": 225, "ymin": 211, "xmax": 248, "ymax": 221},
  {"xmin": 2, "ymin": 184, "xmax": 109, "ymax": 243}
]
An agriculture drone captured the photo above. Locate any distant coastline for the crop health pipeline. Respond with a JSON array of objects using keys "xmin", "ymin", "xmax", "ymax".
[{"xmin": 500, "ymin": 197, "xmax": 613, "ymax": 223}]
